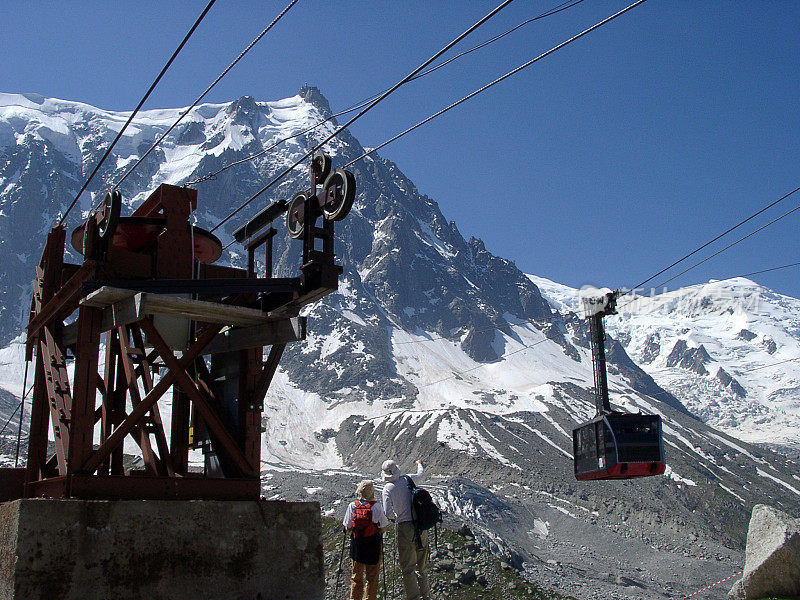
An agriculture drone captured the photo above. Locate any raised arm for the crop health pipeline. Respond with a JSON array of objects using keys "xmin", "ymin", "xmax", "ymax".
[{"xmin": 409, "ymin": 459, "xmax": 425, "ymax": 484}]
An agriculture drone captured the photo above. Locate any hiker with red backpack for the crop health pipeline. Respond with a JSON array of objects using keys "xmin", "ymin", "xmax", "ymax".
[
  {"xmin": 381, "ymin": 459, "xmax": 440, "ymax": 600},
  {"xmin": 342, "ymin": 480, "xmax": 389, "ymax": 600}
]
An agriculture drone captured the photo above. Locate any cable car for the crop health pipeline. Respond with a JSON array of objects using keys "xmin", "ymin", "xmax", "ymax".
[
  {"xmin": 573, "ymin": 412, "xmax": 665, "ymax": 480},
  {"xmin": 572, "ymin": 289, "xmax": 666, "ymax": 481}
]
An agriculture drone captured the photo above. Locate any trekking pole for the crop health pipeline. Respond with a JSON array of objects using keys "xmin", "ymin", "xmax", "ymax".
[
  {"xmin": 334, "ymin": 528, "xmax": 347, "ymax": 600},
  {"xmin": 394, "ymin": 531, "xmax": 400, "ymax": 599},
  {"xmin": 381, "ymin": 539, "xmax": 387, "ymax": 600},
  {"xmin": 388, "ymin": 526, "xmax": 395, "ymax": 599}
]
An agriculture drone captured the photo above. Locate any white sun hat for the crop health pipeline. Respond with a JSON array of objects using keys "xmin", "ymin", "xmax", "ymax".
[{"xmin": 381, "ymin": 459, "xmax": 401, "ymax": 482}]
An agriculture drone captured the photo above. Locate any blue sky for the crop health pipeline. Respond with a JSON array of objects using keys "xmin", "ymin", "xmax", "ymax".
[{"xmin": 2, "ymin": 1, "xmax": 799, "ymax": 298}]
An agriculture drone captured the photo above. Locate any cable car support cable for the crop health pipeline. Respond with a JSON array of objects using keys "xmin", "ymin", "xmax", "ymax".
[
  {"xmin": 57, "ymin": 0, "xmax": 217, "ymax": 226},
  {"xmin": 212, "ymin": 0, "xmax": 517, "ymax": 235},
  {"xmin": 616, "ymin": 198, "xmax": 800, "ymax": 312},
  {"xmin": 626, "ymin": 184, "xmax": 800, "ymax": 295},
  {"xmin": 112, "ymin": 0, "xmax": 301, "ymax": 193},
  {"xmin": 186, "ymin": 0, "xmax": 586, "ymax": 188},
  {"xmin": 341, "ymin": 0, "xmax": 649, "ymax": 170}
]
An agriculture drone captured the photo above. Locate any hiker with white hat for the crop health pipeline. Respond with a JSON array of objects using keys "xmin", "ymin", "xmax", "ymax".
[
  {"xmin": 381, "ymin": 459, "xmax": 428, "ymax": 600},
  {"xmin": 342, "ymin": 479, "xmax": 389, "ymax": 600}
]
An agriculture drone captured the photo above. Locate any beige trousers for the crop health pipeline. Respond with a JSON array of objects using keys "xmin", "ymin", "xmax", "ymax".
[
  {"xmin": 397, "ymin": 521, "xmax": 429, "ymax": 600},
  {"xmin": 350, "ymin": 559, "xmax": 381, "ymax": 600}
]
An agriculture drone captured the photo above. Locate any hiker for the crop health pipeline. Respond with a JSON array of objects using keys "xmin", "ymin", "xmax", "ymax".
[
  {"xmin": 343, "ymin": 479, "xmax": 388, "ymax": 600},
  {"xmin": 381, "ymin": 459, "xmax": 429, "ymax": 600}
]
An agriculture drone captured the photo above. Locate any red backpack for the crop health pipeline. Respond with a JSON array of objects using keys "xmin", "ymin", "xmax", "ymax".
[{"xmin": 351, "ymin": 500, "xmax": 379, "ymax": 538}]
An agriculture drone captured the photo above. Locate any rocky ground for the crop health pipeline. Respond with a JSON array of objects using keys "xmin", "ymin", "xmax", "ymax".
[
  {"xmin": 268, "ymin": 469, "xmax": 744, "ymax": 600},
  {"xmin": 322, "ymin": 516, "xmax": 573, "ymax": 600}
]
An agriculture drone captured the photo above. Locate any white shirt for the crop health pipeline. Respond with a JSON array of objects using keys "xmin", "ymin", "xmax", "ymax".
[
  {"xmin": 342, "ymin": 499, "xmax": 389, "ymax": 529},
  {"xmin": 381, "ymin": 463, "xmax": 425, "ymax": 523}
]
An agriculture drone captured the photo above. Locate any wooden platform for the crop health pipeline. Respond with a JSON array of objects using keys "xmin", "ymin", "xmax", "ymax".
[
  {"xmin": 59, "ymin": 286, "xmax": 305, "ymax": 350},
  {"xmin": 81, "ymin": 286, "xmax": 271, "ymax": 327}
]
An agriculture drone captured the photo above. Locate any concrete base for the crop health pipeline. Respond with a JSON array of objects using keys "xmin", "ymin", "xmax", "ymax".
[{"xmin": 0, "ymin": 499, "xmax": 323, "ymax": 600}]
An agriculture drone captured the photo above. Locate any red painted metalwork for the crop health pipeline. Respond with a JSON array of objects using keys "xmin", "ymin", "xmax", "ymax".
[
  {"xmin": 70, "ymin": 217, "xmax": 223, "ymax": 263},
  {"xmin": 575, "ymin": 461, "xmax": 666, "ymax": 481},
  {"xmin": 9, "ymin": 166, "xmax": 351, "ymax": 500}
]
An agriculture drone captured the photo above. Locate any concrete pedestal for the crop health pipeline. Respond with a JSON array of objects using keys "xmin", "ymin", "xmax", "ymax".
[{"xmin": 0, "ymin": 499, "xmax": 323, "ymax": 600}]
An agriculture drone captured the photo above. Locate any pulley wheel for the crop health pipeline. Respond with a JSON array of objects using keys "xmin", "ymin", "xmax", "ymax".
[
  {"xmin": 311, "ymin": 153, "xmax": 332, "ymax": 184},
  {"xmin": 98, "ymin": 189, "xmax": 121, "ymax": 239},
  {"xmin": 286, "ymin": 191, "xmax": 308, "ymax": 239},
  {"xmin": 321, "ymin": 168, "xmax": 355, "ymax": 222}
]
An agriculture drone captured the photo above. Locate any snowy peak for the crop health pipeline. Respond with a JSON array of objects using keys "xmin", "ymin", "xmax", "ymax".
[{"xmin": 298, "ymin": 85, "xmax": 334, "ymax": 118}]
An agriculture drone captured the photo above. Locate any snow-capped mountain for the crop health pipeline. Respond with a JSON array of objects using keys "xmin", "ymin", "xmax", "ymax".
[
  {"xmin": 530, "ymin": 275, "xmax": 800, "ymax": 457},
  {"xmin": 1, "ymin": 89, "xmax": 799, "ymax": 599}
]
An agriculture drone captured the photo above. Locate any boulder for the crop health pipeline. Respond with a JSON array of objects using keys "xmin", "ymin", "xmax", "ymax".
[
  {"xmin": 729, "ymin": 504, "xmax": 800, "ymax": 600},
  {"xmin": 457, "ymin": 568, "xmax": 477, "ymax": 585},
  {"xmin": 457, "ymin": 524, "xmax": 474, "ymax": 538},
  {"xmin": 435, "ymin": 559, "xmax": 455, "ymax": 572}
]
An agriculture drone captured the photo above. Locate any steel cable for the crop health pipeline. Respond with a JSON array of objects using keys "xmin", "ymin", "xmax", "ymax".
[
  {"xmin": 0, "ymin": 368, "xmax": 35, "ymax": 440},
  {"xmin": 615, "ymin": 259, "xmax": 800, "ymax": 312},
  {"xmin": 343, "ymin": 0, "xmax": 648, "ymax": 169},
  {"xmin": 645, "ymin": 202, "xmax": 800, "ymax": 290},
  {"xmin": 615, "ymin": 203, "xmax": 800, "ymax": 312},
  {"xmin": 14, "ymin": 359, "xmax": 29, "ymax": 466},
  {"xmin": 185, "ymin": 0, "xmax": 586, "ymax": 187},
  {"xmin": 211, "ymin": 0, "xmax": 517, "ymax": 234},
  {"xmin": 57, "ymin": 0, "xmax": 217, "ymax": 225},
  {"xmin": 626, "ymin": 185, "xmax": 800, "ymax": 294},
  {"xmin": 113, "ymin": 0, "xmax": 300, "ymax": 192},
  {"xmin": 736, "ymin": 356, "xmax": 800, "ymax": 375},
  {"xmin": 0, "ymin": 400, "xmax": 24, "ymax": 437}
]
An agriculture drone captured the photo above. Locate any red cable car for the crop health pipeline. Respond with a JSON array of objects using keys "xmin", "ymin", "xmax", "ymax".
[{"xmin": 572, "ymin": 289, "xmax": 666, "ymax": 481}]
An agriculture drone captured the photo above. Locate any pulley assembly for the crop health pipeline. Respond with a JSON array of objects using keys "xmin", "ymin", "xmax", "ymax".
[{"xmin": 286, "ymin": 154, "xmax": 356, "ymax": 239}]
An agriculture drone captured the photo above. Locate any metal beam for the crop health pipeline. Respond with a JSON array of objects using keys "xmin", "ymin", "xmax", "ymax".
[
  {"xmin": 204, "ymin": 318, "xmax": 305, "ymax": 354},
  {"xmin": 117, "ymin": 326, "xmax": 167, "ymax": 476},
  {"xmin": 252, "ymin": 343, "xmax": 287, "ymax": 408},
  {"xmin": 26, "ymin": 261, "xmax": 96, "ymax": 344},
  {"xmin": 39, "ymin": 328, "xmax": 71, "ymax": 476},
  {"xmin": 67, "ymin": 306, "xmax": 102, "ymax": 474},
  {"xmin": 129, "ymin": 325, "xmax": 174, "ymax": 476},
  {"xmin": 83, "ymin": 277, "xmax": 301, "ymax": 297}
]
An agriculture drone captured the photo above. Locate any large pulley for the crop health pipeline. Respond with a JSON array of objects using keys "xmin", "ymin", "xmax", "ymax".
[
  {"xmin": 81, "ymin": 189, "xmax": 121, "ymax": 257},
  {"xmin": 72, "ymin": 189, "xmax": 221, "ymax": 262},
  {"xmin": 310, "ymin": 152, "xmax": 332, "ymax": 184},
  {"xmin": 286, "ymin": 154, "xmax": 355, "ymax": 239},
  {"xmin": 286, "ymin": 191, "xmax": 309, "ymax": 240},
  {"xmin": 321, "ymin": 168, "xmax": 355, "ymax": 221},
  {"xmin": 97, "ymin": 189, "xmax": 121, "ymax": 239}
]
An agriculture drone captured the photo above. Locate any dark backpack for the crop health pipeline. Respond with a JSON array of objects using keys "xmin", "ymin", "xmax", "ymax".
[
  {"xmin": 402, "ymin": 475, "xmax": 442, "ymax": 532},
  {"xmin": 351, "ymin": 500, "xmax": 379, "ymax": 538}
]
